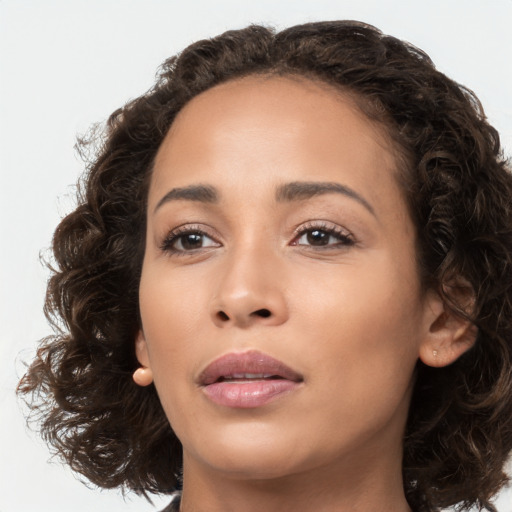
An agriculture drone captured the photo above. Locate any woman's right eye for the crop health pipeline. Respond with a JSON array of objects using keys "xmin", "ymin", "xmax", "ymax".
[{"xmin": 161, "ymin": 230, "xmax": 220, "ymax": 253}]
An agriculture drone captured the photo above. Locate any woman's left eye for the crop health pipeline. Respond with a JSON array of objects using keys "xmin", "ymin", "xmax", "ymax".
[{"xmin": 292, "ymin": 226, "xmax": 354, "ymax": 248}]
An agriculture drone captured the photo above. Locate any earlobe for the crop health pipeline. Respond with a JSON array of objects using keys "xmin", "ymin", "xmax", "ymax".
[
  {"xmin": 135, "ymin": 330, "xmax": 150, "ymax": 367},
  {"xmin": 133, "ymin": 330, "xmax": 153, "ymax": 386},
  {"xmin": 419, "ymin": 287, "xmax": 478, "ymax": 368}
]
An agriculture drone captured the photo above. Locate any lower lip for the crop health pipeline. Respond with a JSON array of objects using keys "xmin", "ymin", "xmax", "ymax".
[{"xmin": 202, "ymin": 379, "xmax": 300, "ymax": 408}]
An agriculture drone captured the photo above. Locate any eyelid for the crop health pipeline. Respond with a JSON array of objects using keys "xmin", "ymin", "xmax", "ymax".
[
  {"xmin": 290, "ymin": 220, "xmax": 355, "ymax": 247},
  {"xmin": 159, "ymin": 223, "xmax": 222, "ymax": 254}
]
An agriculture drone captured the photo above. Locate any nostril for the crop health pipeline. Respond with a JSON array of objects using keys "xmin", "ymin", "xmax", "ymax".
[
  {"xmin": 217, "ymin": 311, "xmax": 230, "ymax": 322},
  {"xmin": 253, "ymin": 308, "xmax": 271, "ymax": 318}
]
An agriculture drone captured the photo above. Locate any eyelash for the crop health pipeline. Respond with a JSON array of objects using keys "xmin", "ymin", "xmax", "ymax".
[
  {"xmin": 160, "ymin": 221, "xmax": 355, "ymax": 256},
  {"xmin": 291, "ymin": 222, "xmax": 355, "ymax": 249},
  {"xmin": 159, "ymin": 224, "xmax": 219, "ymax": 255}
]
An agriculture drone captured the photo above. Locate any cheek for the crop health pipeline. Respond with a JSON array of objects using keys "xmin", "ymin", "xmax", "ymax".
[
  {"xmin": 294, "ymin": 252, "xmax": 423, "ymax": 398},
  {"xmin": 138, "ymin": 266, "xmax": 208, "ymax": 430},
  {"xmin": 138, "ymin": 263, "xmax": 209, "ymax": 372}
]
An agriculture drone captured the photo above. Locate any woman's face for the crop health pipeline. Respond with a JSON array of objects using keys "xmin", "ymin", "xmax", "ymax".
[{"xmin": 138, "ymin": 76, "xmax": 438, "ymax": 481}]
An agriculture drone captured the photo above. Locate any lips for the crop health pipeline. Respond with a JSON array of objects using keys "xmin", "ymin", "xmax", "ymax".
[{"xmin": 198, "ymin": 350, "xmax": 303, "ymax": 408}]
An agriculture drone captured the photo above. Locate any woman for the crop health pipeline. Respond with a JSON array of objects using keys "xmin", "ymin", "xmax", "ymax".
[{"xmin": 18, "ymin": 21, "xmax": 512, "ymax": 512}]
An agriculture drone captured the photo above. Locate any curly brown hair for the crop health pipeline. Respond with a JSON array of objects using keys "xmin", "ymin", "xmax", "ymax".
[{"xmin": 18, "ymin": 20, "xmax": 512, "ymax": 512}]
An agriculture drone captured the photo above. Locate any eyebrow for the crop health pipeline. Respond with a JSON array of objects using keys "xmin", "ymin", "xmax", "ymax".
[
  {"xmin": 153, "ymin": 180, "xmax": 375, "ymax": 217},
  {"xmin": 276, "ymin": 181, "xmax": 376, "ymax": 216},
  {"xmin": 154, "ymin": 184, "xmax": 219, "ymax": 213}
]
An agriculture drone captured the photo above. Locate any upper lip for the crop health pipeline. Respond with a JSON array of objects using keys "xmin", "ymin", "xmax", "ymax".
[{"xmin": 198, "ymin": 350, "xmax": 304, "ymax": 386}]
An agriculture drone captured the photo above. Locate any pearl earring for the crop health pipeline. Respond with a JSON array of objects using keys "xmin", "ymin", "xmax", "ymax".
[
  {"xmin": 433, "ymin": 350, "xmax": 438, "ymax": 357},
  {"xmin": 133, "ymin": 367, "xmax": 153, "ymax": 386}
]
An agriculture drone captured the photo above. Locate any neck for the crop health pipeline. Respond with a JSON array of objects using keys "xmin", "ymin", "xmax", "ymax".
[{"xmin": 179, "ymin": 443, "xmax": 411, "ymax": 512}]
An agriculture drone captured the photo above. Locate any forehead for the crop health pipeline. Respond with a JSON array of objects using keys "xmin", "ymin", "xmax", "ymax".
[
  {"xmin": 149, "ymin": 75, "xmax": 404, "ymax": 218},
  {"xmin": 165, "ymin": 74, "xmax": 394, "ymax": 157}
]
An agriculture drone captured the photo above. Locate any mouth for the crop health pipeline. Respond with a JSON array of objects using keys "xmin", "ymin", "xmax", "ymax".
[
  {"xmin": 198, "ymin": 350, "xmax": 304, "ymax": 408},
  {"xmin": 215, "ymin": 373, "xmax": 286, "ymax": 382}
]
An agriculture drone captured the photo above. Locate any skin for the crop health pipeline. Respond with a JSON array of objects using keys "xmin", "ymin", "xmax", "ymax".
[{"xmin": 136, "ymin": 76, "xmax": 474, "ymax": 512}]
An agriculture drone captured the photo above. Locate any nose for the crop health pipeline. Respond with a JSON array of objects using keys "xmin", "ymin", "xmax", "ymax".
[{"xmin": 210, "ymin": 245, "xmax": 289, "ymax": 329}]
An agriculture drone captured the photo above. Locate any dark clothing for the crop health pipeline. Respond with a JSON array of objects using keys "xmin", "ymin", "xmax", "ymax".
[{"xmin": 160, "ymin": 495, "xmax": 181, "ymax": 512}]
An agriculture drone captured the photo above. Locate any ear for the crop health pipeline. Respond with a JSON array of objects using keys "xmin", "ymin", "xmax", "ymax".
[
  {"xmin": 419, "ymin": 284, "xmax": 478, "ymax": 368},
  {"xmin": 133, "ymin": 330, "xmax": 154, "ymax": 386},
  {"xmin": 135, "ymin": 329, "xmax": 151, "ymax": 368}
]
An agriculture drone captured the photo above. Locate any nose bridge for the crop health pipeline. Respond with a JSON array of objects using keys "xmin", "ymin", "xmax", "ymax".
[{"xmin": 211, "ymin": 235, "xmax": 288, "ymax": 327}]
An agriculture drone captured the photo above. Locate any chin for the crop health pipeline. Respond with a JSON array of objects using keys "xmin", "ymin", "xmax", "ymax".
[{"xmin": 182, "ymin": 422, "xmax": 316, "ymax": 480}]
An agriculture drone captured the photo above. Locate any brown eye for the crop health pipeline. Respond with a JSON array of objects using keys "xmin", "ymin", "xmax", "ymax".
[
  {"xmin": 295, "ymin": 227, "xmax": 353, "ymax": 248},
  {"xmin": 305, "ymin": 229, "xmax": 330, "ymax": 246},
  {"xmin": 161, "ymin": 230, "xmax": 220, "ymax": 253},
  {"xmin": 179, "ymin": 233, "xmax": 205, "ymax": 250}
]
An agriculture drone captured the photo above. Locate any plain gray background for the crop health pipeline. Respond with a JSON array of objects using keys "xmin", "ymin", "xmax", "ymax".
[{"xmin": 1, "ymin": 1, "xmax": 511, "ymax": 511}]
